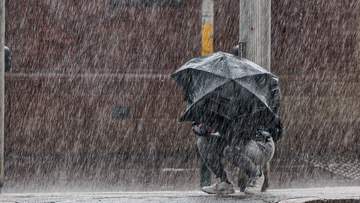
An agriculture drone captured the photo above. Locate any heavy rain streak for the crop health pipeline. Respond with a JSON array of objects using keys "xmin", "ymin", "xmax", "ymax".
[{"xmin": 0, "ymin": 0, "xmax": 359, "ymax": 194}]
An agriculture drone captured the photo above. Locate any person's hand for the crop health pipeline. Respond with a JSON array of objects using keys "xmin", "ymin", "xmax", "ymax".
[
  {"xmin": 192, "ymin": 122, "xmax": 208, "ymax": 136},
  {"xmin": 255, "ymin": 131, "xmax": 272, "ymax": 142}
]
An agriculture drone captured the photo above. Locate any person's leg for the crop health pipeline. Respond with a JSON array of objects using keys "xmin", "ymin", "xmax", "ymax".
[
  {"xmin": 223, "ymin": 139, "xmax": 274, "ymax": 193},
  {"xmin": 197, "ymin": 135, "xmax": 235, "ymax": 194},
  {"xmin": 223, "ymin": 144, "xmax": 258, "ymax": 177},
  {"xmin": 197, "ymin": 135, "xmax": 229, "ymax": 182},
  {"xmin": 224, "ymin": 140, "xmax": 274, "ymax": 176}
]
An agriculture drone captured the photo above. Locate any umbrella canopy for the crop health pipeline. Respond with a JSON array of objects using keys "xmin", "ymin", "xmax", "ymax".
[{"xmin": 171, "ymin": 52, "xmax": 283, "ymax": 141}]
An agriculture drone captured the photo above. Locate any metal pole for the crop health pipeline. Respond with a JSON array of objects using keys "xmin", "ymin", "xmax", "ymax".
[
  {"xmin": 239, "ymin": 0, "xmax": 271, "ymax": 71},
  {"xmin": 202, "ymin": 0, "xmax": 214, "ymax": 56},
  {"xmin": 0, "ymin": 0, "xmax": 5, "ymax": 192},
  {"xmin": 200, "ymin": 0, "xmax": 213, "ymax": 188}
]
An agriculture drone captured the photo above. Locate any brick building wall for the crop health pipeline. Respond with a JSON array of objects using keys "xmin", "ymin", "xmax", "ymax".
[
  {"xmin": 2, "ymin": 0, "xmax": 360, "ymax": 190},
  {"xmin": 4, "ymin": 0, "xmax": 240, "ymax": 156},
  {"xmin": 272, "ymin": 0, "xmax": 360, "ymax": 156}
]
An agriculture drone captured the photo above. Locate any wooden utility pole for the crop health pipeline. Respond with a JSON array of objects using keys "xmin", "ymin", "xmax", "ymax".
[
  {"xmin": 0, "ymin": 0, "xmax": 5, "ymax": 192},
  {"xmin": 200, "ymin": 0, "xmax": 213, "ymax": 188},
  {"xmin": 239, "ymin": 0, "xmax": 271, "ymax": 71},
  {"xmin": 238, "ymin": 0, "xmax": 272, "ymax": 191}
]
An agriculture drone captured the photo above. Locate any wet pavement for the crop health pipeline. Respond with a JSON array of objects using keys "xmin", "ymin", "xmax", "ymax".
[
  {"xmin": 1, "ymin": 152, "xmax": 360, "ymax": 202},
  {"xmin": 0, "ymin": 187, "xmax": 359, "ymax": 203}
]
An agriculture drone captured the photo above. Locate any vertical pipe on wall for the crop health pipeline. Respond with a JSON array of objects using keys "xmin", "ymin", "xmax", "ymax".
[
  {"xmin": 356, "ymin": 1, "xmax": 360, "ymax": 72},
  {"xmin": 0, "ymin": 0, "xmax": 5, "ymax": 192}
]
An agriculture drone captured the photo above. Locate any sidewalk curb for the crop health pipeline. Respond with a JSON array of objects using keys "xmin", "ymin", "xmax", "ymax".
[
  {"xmin": 279, "ymin": 198, "xmax": 360, "ymax": 203},
  {"xmin": 278, "ymin": 197, "xmax": 321, "ymax": 203}
]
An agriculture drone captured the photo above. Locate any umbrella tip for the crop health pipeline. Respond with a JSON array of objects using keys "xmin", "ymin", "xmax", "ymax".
[
  {"xmin": 234, "ymin": 45, "xmax": 239, "ymax": 56},
  {"xmin": 234, "ymin": 42, "xmax": 246, "ymax": 59}
]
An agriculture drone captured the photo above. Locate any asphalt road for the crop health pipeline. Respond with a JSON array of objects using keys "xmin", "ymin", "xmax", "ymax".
[{"xmin": 0, "ymin": 187, "xmax": 359, "ymax": 203}]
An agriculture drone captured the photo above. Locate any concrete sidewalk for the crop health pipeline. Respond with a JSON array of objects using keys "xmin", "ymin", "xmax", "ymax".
[{"xmin": 0, "ymin": 187, "xmax": 359, "ymax": 203}]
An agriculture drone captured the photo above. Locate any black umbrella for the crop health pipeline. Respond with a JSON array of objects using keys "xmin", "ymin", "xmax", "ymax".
[{"xmin": 171, "ymin": 52, "xmax": 283, "ymax": 141}]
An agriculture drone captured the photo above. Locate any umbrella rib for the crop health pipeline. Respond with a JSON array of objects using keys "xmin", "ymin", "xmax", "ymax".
[
  {"xmin": 187, "ymin": 78, "xmax": 276, "ymax": 119},
  {"xmin": 232, "ymin": 73, "xmax": 274, "ymax": 80},
  {"xmin": 236, "ymin": 107, "xmax": 273, "ymax": 118},
  {"xmin": 199, "ymin": 106, "xmax": 232, "ymax": 120},
  {"xmin": 233, "ymin": 75, "xmax": 276, "ymax": 113},
  {"xmin": 190, "ymin": 79, "xmax": 231, "ymax": 106},
  {"xmin": 173, "ymin": 68, "xmax": 229, "ymax": 101},
  {"xmin": 184, "ymin": 79, "xmax": 233, "ymax": 120}
]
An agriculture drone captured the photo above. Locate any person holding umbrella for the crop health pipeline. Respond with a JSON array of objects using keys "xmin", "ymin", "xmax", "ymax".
[{"xmin": 172, "ymin": 52, "xmax": 283, "ymax": 194}]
